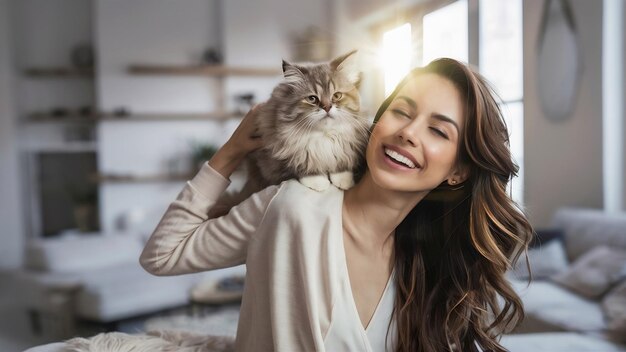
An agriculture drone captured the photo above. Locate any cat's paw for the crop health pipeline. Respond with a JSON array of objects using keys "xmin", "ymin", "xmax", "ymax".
[
  {"xmin": 330, "ymin": 171, "xmax": 355, "ymax": 190},
  {"xmin": 299, "ymin": 175, "xmax": 331, "ymax": 192}
]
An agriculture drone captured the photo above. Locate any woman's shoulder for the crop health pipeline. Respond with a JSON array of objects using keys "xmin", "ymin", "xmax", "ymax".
[{"xmin": 269, "ymin": 178, "xmax": 343, "ymax": 210}]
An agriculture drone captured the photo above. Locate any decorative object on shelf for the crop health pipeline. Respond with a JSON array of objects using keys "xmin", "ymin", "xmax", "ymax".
[
  {"xmin": 536, "ymin": 0, "xmax": 582, "ymax": 122},
  {"xmin": 70, "ymin": 43, "xmax": 95, "ymax": 69},
  {"xmin": 234, "ymin": 93, "xmax": 255, "ymax": 115},
  {"xmin": 78, "ymin": 106, "xmax": 93, "ymax": 116},
  {"xmin": 189, "ymin": 140, "xmax": 219, "ymax": 173},
  {"xmin": 127, "ymin": 64, "xmax": 280, "ymax": 77},
  {"xmin": 290, "ymin": 26, "xmax": 332, "ymax": 62},
  {"xmin": 51, "ymin": 107, "xmax": 70, "ymax": 118},
  {"xmin": 112, "ymin": 107, "xmax": 131, "ymax": 117},
  {"xmin": 202, "ymin": 47, "xmax": 222, "ymax": 65}
]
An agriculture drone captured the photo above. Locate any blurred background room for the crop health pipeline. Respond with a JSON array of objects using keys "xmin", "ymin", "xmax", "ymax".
[{"xmin": 0, "ymin": 0, "xmax": 625, "ymax": 351}]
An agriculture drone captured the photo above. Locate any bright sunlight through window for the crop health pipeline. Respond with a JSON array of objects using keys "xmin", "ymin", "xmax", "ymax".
[
  {"xmin": 382, "ymin": 23, "xmax": 412, "ymax": 95},
  {"xmin": 422, "ymin": 0, "xmax": 468, "ymax": 65}
]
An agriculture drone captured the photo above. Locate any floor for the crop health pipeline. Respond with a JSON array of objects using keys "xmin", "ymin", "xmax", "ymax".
[
  {"xmin": 0, "ymin": 271, "xmax": 153, "ymax": 352},
  {"xmin": 0, "ymin": 271, "xmax": 240, "ymax": 352},
  {"xmin": 0, "ymin": 273, "xmax": 54, "ymax": 352}
]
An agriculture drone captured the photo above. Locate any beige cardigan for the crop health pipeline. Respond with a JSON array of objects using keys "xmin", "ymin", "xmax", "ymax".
[{"xmin": 140, "ymin": 162, "xmax": 396, "ymax": 351}]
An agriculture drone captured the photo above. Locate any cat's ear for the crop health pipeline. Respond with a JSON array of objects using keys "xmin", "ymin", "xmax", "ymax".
[
  {"xmin": 282, "ymin": 59, "xmax": 293, "ymax": 74},
  {"xmin": 331, "ymin": 50, "xmax": 361, "ymax": 87},
  {"xmin": 282, "ymin": 60, "xmax": 305, "ymax": 81},
  {"xmin": 330, "ymin": 50, "xmax": 357, "ymax": 71}
]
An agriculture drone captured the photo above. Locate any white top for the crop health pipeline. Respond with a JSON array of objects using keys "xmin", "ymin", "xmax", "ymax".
[{"xmin": 140, "ymin": 162, "xmax": 397, "ymax": 351}]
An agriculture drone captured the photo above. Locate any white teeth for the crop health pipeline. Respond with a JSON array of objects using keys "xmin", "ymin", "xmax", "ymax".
[{"xmin": 384, "ymin": 148, "xmax": 417, "ymax": 168}]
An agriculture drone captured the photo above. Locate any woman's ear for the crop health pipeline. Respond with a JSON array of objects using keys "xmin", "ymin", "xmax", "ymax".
[{"xmin": 447, "ymin": 164, "xmax": 470, "ymax": 185}]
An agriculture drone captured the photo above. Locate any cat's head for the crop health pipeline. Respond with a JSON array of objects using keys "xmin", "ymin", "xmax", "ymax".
[{"xmin": 273, "ymin": 50, "xmax": 363, "ymax": 131}]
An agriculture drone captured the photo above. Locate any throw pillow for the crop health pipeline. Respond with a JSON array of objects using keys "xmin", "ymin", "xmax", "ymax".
[
  {"xmin": 529, "ymin": 228, "xmax": 565, "ymax": 248},
  {"xmin": 602, "ymin": 280, "xmax": 626, "ymax": 343},
  {"xmin": 553, "ymin": 246, "xmax": 626, "ymax": 299},
  {"xmin": 509, "ymin": 238, "xmax": 569, "ymax": 280}
]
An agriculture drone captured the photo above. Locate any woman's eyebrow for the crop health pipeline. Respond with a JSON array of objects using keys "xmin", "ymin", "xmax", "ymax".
[
  {"xmin": 396, "ymin": 96, "xmax": 417, "ymax": 110},
  {"xmin": 431, "ymin": 113, "xmax": 459, "ymax": 133}
]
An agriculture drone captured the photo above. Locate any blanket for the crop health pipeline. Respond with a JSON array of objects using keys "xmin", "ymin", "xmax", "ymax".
[{"xmin": 64, "ymin": 330, "xmax": 235, "ymax": 352}]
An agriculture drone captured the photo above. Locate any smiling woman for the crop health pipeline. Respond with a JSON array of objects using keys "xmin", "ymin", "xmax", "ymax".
[
  {"xmin": 353, "ymin": 58, "xmax": 533, "ymax": 352},
  {"xmin": 139, "ymin": 57, "xmax": 532, "ymax": 352}
]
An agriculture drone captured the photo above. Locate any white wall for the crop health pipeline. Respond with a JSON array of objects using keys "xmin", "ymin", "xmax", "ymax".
[
  {"xmin": 0, "ymin": 0, "xmax": 24, "ymax": 269},
  {"xmin": 95, "ymin": 0, "xmax": 332, "ymax": 232},
  {"xmin": 622, "ymin": 2, "xmax": 626, "ymax": 211},
  {"xmin": 96, "ymin": 0, "xmax": 221, "ymax": 113},
  {"xmin": 95, "ymin": 0, "xmax": 229, "ymax": 232},
  {"xmin": 221, "ymin": 0, "xmax": 331, "ymax": 112},
  {"xmin": 523, "ymin": 0, "xmax": 604, "ymax": 226}
]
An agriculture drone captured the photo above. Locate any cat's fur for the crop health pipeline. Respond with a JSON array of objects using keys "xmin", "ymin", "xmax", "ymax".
[
  {"xmin": 64, "ymin": 330, "xmax": 234, "ymax": 352},
  {"xmin": 210, "ymin": 51, "xmax": 368, "ymax": 217}
]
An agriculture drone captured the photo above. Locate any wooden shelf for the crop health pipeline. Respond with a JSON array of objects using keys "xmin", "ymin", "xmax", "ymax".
[
  {"xmin": 99, "ymin": 112, "xmax": 244, "ymax": 121},
  {"xmin": 91, "ymin": 172, "xmax": 194, "ymax": 183},
  {"xmin": 23, "ymin": 67, "xmax": 94, "ymax": 78},
  {"xmin": 25, "ymin": 111, "xmax": 243, "ymax": 123},
  {"xmin": 24, "ymin": 142, "xmax": 98, "ymax": 153},
  {"xmin": 127, "ymin": 64, "xmax": 281, "ymax": 77},
  {"xmin": 26, "ymin": 113, "xmax": 99, "ymax": 123}
]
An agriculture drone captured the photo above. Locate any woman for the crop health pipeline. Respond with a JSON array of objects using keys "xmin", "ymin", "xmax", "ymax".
[{"xmin": 140, "ymin": 58, "xmax": 532, "ymax": 352}]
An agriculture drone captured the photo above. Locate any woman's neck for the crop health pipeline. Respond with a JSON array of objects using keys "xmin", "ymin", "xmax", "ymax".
[{"xmin": 342, "ymin": 171, "xmax": 428, "ymax": 252}]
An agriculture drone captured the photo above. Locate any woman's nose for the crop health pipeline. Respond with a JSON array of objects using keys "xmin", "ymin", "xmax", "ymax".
[{"xmin": 397, "ymin": 122, "xmax": 421, "ymax": 147}]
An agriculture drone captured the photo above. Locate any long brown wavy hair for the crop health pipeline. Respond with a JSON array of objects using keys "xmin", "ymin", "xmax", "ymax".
[{"xmin": 368, "ymin": 58, "xmax": 533, "ymax": 351}]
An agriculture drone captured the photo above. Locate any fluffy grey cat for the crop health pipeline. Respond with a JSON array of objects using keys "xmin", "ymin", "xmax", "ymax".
[{"xmin": 211, "ymin": 51, "xmax": 368, "ymax": 217}]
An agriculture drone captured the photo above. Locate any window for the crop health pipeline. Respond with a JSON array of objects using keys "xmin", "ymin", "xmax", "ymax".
[
  {"xmin": 422, "ymin": 0, "xmax": 468, "ymax": 64},
  {"xmin": 381, "ymin": 23, "xmax": 412, "ymax": 95},
  {"xmin": 479, "ymin": 0, "xmax": 524, "ymax": 203}
]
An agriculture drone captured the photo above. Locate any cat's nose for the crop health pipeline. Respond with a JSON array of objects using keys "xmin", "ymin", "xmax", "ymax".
[{"xmin": 322, "ymin": 104, "xmax": 332, "ymax": 112}]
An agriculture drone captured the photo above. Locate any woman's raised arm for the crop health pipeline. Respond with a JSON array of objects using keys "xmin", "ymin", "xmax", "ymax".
[{"xmin": 139, "ymin": 105, "xmax": 275, "ymax": 276}]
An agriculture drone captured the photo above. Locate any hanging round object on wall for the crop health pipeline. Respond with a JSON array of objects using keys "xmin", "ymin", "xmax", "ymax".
[{"xmin": 536, "ymin": 0, "xmax": 583, "ymax": 122}]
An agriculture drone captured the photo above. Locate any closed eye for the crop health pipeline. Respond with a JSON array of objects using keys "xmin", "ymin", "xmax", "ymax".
[
  {"xmin": 430, "ymin": 127, "xmax": 449, "ymax": 139},
  {"xmin": 392, "ymin": 109, "xmax": 411, "ymax": 119}
]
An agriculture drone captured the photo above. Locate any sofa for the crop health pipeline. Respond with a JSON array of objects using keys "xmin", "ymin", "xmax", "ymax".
[
  {"xmin": 10, "ymin": 230, "xmax": 245, "ymax": 340},
  {"xmin": 504, "ymin": 207, "xmax": 626, "ymax": 351},
  {"xmin": 24, "ymin": 208, "xmax": 626, "ymax": 352}
]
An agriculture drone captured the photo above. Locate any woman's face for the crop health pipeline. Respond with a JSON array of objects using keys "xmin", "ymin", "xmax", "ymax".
[{"xmin": 366, "ymin": 73, "xmax": 466, "ymax": 193}]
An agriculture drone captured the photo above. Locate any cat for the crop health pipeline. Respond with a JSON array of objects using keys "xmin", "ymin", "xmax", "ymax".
[{"xmin": 209, "ymin": 50, "xmax": 368, "ymax": 218}]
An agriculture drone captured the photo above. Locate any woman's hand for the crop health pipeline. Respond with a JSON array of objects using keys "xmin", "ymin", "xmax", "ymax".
[{"xmin": 209, "ymin": 104, "xmax": 264, "ymax": 179}]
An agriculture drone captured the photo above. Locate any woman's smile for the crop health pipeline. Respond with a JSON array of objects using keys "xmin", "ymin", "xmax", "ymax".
[{"xmin": 381, "ymin": 144, "xmax": 421, "ymax": 171}]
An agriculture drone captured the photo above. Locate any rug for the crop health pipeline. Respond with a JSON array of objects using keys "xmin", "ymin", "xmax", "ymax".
[
  {"xmin": 142, "ymin": 305, "xmax": 240, "ymax": 337},
  {"xmin": 65, "ymin": 330, "xmax": 235, "ymax": 352}
]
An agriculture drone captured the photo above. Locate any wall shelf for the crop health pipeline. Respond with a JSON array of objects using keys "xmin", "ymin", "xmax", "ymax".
[
  {"xmin": 23, "ymin": 67, "xmax": 94, "ymax": 78},
  {"xmin": 26, "ymin": 113, "xmax": 99, "ymax": 123},
  {"xmin": 91, "ymin": 172, "xmax": 193, "ymax": 183},
  {"xmin": 25, "ymin": 111, "xmax": 243, "ymax": 123},
  {"xmin": 99, "ymin": 112, "xmax": 244, "ymax": 121},
  {"xmin": 23, "ymin": 142, "xmax": 98, "ymax": 153},
  {"xmin": 127, "ymin": 64, "xmax": 281, "ymax": 77}
]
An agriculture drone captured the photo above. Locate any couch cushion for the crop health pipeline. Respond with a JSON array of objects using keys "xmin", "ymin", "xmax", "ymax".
[
  {"xmin": 509, "ymin": 279, "xmax": 606, "ymax": 333},
  {"xmin": 501, "ymin": 332, "xmax": 626, "ymax": 352},
  {"xmin": 603, "ymin": 280, "xmax": 626, "ymax": 343},
  {"xmin": 73, "ymin": 263, "xmax": 245, "ymax": 322},
  {"xmin": 552, "ymin": 246, "xmax": 626, "ymax": 299},
  {"xmin": 510, "ymin": 239, "xmax": 568, "ymax": 280},
  {"xmin": 551, "ymin": 208, "xmax": 626, "ymax": 262},
  {"xmin": 25, "ymin": 233, "xmax": 145, "ymax": 272}
]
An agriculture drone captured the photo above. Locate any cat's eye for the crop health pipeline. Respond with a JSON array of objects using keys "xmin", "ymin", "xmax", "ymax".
[
  {"xmin": 306, "ymin": 95, "xmax": 319, "ymax": 104},
  {"xmin": 332, "ymin": 92, "xmax": 343, "ymax": 100}
]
